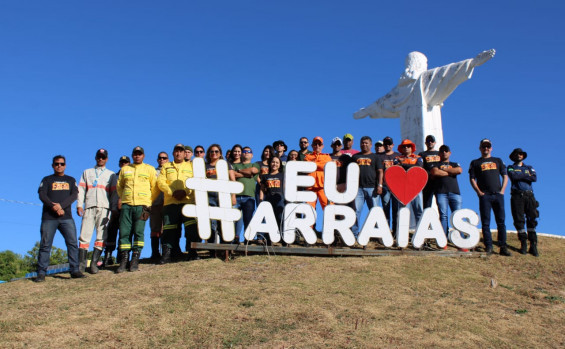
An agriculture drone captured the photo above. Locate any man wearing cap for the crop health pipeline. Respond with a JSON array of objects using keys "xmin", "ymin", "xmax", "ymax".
[
  {"xmin": 116, "ymin": 146, "xmax": 159, "ymax": 272},
  {"xmin": 149, "ymin": 151, "xmax": 168, "ymax": 261},
  {"xmin": 374, "ymin": 140, "xmax": 385, "ymax": 155},
  {"xmin": 378, "ymin": 137, "xmax": 400, "ymax": 230},
  {"xmin": 330, "ymin": 137, "xmax": 350, "ymax": 186},
  {"xmin": 298, "ymin": 137, "xmax": 311, "ymax": 161},
  {"xmin": 103, "ymin": 155, "xmax": 129, "ymax": 267},
  {"xmin": 419, "ymin": 135, "xmax": 441, "ymax": 209},
  {"xmin": 35, "ymin": 155, "xmax": 86, "ymax": 282},
  {"xmin": 508, "ymin": 148, "xmax": 539, "ymax": 256},
  {"xmin": 394, "ymin": 139, "xmax": 424, "ymax": 223},
  {"xmin": 158, "ymin": 144, "xmax": 198, "ymax": 263},
  {"xmin": 351, "ymin": 136, "xmax": 383, "ymax": 238},
  {"xmin": 184, "ymin": 145, "xmax": 193, "ymax": 162},
  {"xmin": 305, "ymin": 137, "xmax": 332, "ymax": 211},
  {"xmin": 273, "ymin": 140, "xmax": 288, "ymax": 165},
  {"xmin": 430, "ymin": 145, "xmax": 463, "ymax": 243},
  {"xmin": 341, "ymin": 133, "xmax": 359, "ymax": 156},
  {"xmin": 76, "ymin": 149, "xmax": 118, "ymax": 273},
  {"xmin": 469, "ymin": 139, "xmax": 511, "ymax": 256}
]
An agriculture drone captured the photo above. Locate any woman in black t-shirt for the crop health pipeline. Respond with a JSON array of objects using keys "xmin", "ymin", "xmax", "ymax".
[{"xmin": 260, "ymin": 157, "xmax": 285, "ymax": 243}]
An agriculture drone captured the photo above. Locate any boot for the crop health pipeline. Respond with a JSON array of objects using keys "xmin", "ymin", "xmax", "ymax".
[
  {"xmin": 519, "ymin": 233, "xmax": 528, "ymax": 255},
  {"xmin": 160, "ymin": 245, "xmax": 171, "ymax": 265},
  {"xmin": 102, "ymin": 250, "xmax": 112, "ymax": 268},
  {"xmin": 89, "ymin": 248, "xmax": 103, "ymax": 274},
  {"xmin": 78, "ymin": 248, "xmax": 88, "ymax": 273},
  {"xmin": 115, "ymin": 250, "xmax": 129, "ymax": 274},
  {"xmin": 129, "ymin": 251, "xmax": 141, "ymax": 272},
  {"xmin": 529, "ymin": 242, "xmax": 539, "ymax": 257},
  {"xmin": 150, "ymin": 237, "xmax": 161, "ymax": 261},
  {"xmin": 499, "ymin": 246, "xmax": 512, "ymax": 257}
]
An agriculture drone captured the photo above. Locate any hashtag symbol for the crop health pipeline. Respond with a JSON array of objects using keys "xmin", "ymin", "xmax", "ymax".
[{"xmin": 182, "ymin": 158, "xmax": 244, "ymax": 242}]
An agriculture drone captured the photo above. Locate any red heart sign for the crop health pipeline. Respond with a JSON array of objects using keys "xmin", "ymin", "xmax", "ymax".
[{"xmin": 384, "ymin": 165, "xmax": 428, "ymax": 206}]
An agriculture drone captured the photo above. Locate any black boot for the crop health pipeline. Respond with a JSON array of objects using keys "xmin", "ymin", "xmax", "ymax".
[
  {"xmin": 102, "ymin": 250, "xmax": 112, "ymax": 268},
  {"xmin": 519, "ymin": 232, "xmax": 528, "ymax": 255},
  {"xmin": 115, "ymin": 251, "xmax": 129, "ymax": 274},
  {"xmin": 129, "ymin": 251, "xmax": 141, "ymax": 272},
  {"xmin": 89, "ymin": 249, "xmax": 103, "ymax": 274},
  {"xmin": 160, "ymin": 245, "xmax": 171, "ymax": 265},
  {"xmin": 150, "ymin": 237, "xmax": 161, "ymax": 260},
  {"xmin": 528, "ymin": 231, "xmax": 539, "ymax": 257},
  {"xmin": 78, "ymin": 248, "xmax": 88, "ymax": 273},
  {"xmin": 499, "ymin": 246, "xmax": 512, "ymax": 257}
]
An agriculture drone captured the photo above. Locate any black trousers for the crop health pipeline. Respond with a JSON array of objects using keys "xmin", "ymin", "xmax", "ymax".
[{"xmin": 510, "ymin": 191, "xmax": 538, "ymax": 233}]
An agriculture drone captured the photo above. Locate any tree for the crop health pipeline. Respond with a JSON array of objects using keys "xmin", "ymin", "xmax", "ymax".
[{"xmin": 0, "ymin": 250, "xmax": 28, "ymax": 281}]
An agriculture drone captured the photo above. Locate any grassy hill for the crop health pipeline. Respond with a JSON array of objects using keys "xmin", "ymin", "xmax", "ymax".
[{"xmin": 1, "ymin": 236, "xmax": 564, "ymax": 348}]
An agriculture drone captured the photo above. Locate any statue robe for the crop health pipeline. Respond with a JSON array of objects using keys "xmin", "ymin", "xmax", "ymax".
[{"xmin": 356, "ymin": 59, "xmax": 475, "ymax": 151}]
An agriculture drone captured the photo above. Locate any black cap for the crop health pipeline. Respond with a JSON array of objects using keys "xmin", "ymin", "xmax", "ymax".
[
  {"xmin": 509, "ymin": 148, "xmax": 527, "ymax": 162},
  {"xmin": 479, "ymin": 138, "xmax": 492, "ymax": 147},
  {"xmin": 425, "ymin": 135, "xmax": 436, "ymax": 143},
  {"xmin": 439, "ymin": 145, "xmax": 451, "ymax": 153},
  {"xmin": 119, "ymin": 155, "xmax": 131, "ymax": 163},
  {"xmin": 383, "ymin": 136, "xmax": 393, "ymax": 145},
  {"xmin": 132, "ymin": 146, "xmax": 144, "ymax": 155},
  {"xmin": 173, "ymin": 143, "xmax": 185, "ymax": 151},
  {"xmin": 96, "ymin": 148, "xmax": 108, "ymax": 158}
]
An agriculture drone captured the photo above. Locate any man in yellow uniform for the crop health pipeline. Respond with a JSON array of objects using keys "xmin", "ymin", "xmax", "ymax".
[
  {"xmin": 116, "ymin": 146, "xmax": 159, "ymax": 273},
  {"xmin": 158, "ymin": 144, "xmax": 197, "ymax": 263}
]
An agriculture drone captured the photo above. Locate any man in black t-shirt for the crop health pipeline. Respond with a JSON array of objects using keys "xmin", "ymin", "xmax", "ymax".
[
  {"xmin": 351, "ymin": 136, "xmax": 382, "ymax": 237},
  {"xmin": 469, "ymin": 139, "xmax": 511, "ymax": 256},
  {"xmin": 36, "ymin": 155, "xmax": 86, "ymax": 282},
  {"xmin": 378, "ymin": 136, "xmax": 400, "ymax": 230},
  {"xmin": 430, "ymin": 145, "xmax": 463, "ymax": 242},
  {"xmin": 419, "ymin": 135, "xmax": 441, "ymax": 208}
]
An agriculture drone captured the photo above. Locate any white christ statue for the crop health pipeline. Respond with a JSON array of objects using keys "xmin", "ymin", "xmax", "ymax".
[{"xmin": 353, "ymin": 49, "xmax": 495, "ymax": 150}]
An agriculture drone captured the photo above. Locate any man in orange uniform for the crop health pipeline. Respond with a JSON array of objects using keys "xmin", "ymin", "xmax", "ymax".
[{"xmin": 304, "ymin": 137, "xmax": 332, "ymax": 210}]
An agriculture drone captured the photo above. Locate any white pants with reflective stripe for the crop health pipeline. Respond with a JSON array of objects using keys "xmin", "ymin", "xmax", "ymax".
[{"xmin": 79, "ymin": 207, "xmax": 111, "ymax": 250}]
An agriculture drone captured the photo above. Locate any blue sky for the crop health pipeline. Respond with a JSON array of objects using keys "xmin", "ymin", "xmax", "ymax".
[{"xmin": 1, "ymin": 1, "xmax": 563, "ymax": 257}]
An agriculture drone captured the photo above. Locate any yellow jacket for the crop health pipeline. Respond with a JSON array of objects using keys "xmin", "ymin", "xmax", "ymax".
[
  {"xmin": 117, "ymin": 163, "xmax": 159, "ymax": 206},
  {"xmin": 158, "ymin": 161, "xmax": 195, "ymax": 205}
]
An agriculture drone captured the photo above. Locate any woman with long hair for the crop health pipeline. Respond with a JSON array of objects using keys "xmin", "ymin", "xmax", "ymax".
[{"xmin": 259, "ymin": 156, "xmax": 284, "ymax": 245}]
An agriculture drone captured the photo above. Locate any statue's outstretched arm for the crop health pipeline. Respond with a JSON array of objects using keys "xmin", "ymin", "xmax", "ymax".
[{"xmin": 471, "ymin": 49, "xmax": 495, "ymax": 67}]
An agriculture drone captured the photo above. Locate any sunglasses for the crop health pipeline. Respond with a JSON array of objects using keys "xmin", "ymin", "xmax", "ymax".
[
  {"xmin": 210, "ymin": 150, "xmax": 220, "ymax": 154},
  {"xmin": 481, "ymin": 145, "xmax": 491, "ymax": 149},
  {"xmin": 195, "ymin": 150, "xmax": 204, "ymax": 154},
  {"xmin": 242, "ymin": 150, "xmax": 252, "ymax": 154},
  {"xmin": 300, "ymin": 141, "xmax": 309, "ymax": 144},
  {"xmin": 158, "ymin": 156, "xmax": 168, "ymax": 160},
  {"xmin": 53, "ymin": 163, "xmax": 65, "ymax": 166},
  {"xmin": 313, "ymin": 142, "xmax": 323, "ymax": 146},
  {"xmin": 96, "ymin": 156, "xmax": 107, "ymax": 160}
]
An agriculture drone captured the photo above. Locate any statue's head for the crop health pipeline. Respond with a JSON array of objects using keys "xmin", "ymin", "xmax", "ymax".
[{"xmin": 399, "ymin": 51, "xmax": 428, "ymax": 84}]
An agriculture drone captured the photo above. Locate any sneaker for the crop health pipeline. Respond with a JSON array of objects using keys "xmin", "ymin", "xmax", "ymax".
[
  {"xmin": 442, "ymin": 245, "xmax": 448, "ymax": 250},
  {"xmin": 34, "ymin": 274, "xmax": 45, "ymax": 283},
  {"xmin": 485, "ymin": 246, "xmax": 494, "ymax": 255},
  {"xmin": 499, "ymin": 247, "xmax": 512, "ymax": 257},
  {"xmin": 458, "ymin": 248, "xmax": 470, "ymax": 252},
  {"xmin": 70, "ymin": 271, "xmax": 87, "ymax": 279}
]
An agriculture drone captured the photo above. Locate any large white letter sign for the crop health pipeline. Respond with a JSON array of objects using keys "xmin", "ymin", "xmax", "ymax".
[
  {"xmin": 244, "ymin": 201, "xmax": 281, "ymax": 243},
  {"xmin": 396, "ymin": 207, "xmax": 411, "ymax": 248},
  {"xmin": 182, "ymin": 158, "xmax": 244, "ymax": 241},
  {"xmin": 284, "ymin": 161, "xmax": 316, "ymax": 203},
  {"xmin": 282, "ymin": 203, "xmax": 317, "ymax": 244},
  {"xmin": 412, "ymin": 208, "xmax": 447, "ymax": 249},
  {"xmin": 324, "ymin": 162, "xmax": 359, "ymax": 204},
  {"xmin": 450, "ymin": 209, "xmax": 480, "ymax": 249},
  {"xmin": 322, "ymin": 205, "xmax": 356, "ymax": 246},
  {"xmin": 357, "ymin": 206, "xmax": 394, "ymax": 247}
]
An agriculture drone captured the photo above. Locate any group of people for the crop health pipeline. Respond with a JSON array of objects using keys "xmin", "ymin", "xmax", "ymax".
[{"xmin": 35, "ymin": 134, "xmax": 539, "ymax": 282}]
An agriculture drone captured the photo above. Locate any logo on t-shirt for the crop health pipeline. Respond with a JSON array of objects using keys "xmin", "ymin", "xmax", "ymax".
[
  {"xmin": 357, "ymin": 158, "xmax": 372, "ymax": 166},
  {"xmin": 480, "ymin": 162, "xmax": 498, "ymax": 171},
  {"xmin": 266, "ymin": 179, "xmax": 281, "ymax": 188},
  {"xmin": 52, "ymin": 182, "xmax": 70, "ymax": 190}
]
